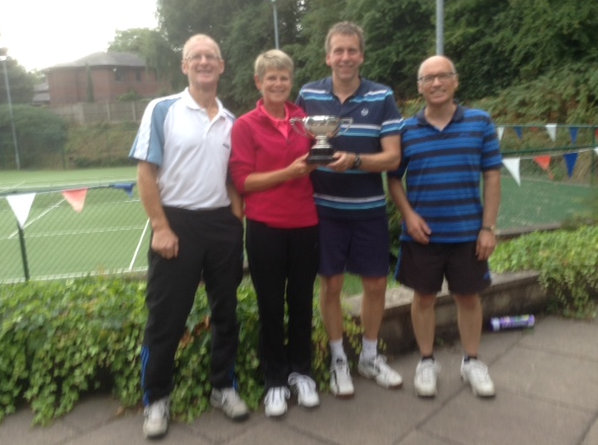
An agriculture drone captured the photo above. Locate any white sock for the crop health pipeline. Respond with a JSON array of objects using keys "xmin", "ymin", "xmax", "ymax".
[
  {"xmin": 329, "ymin": 339, "xmax": 346, "ymax": 362},
  {"xmin": 360, "ymin": 337, "xmax": 378, "ymax": 362}
]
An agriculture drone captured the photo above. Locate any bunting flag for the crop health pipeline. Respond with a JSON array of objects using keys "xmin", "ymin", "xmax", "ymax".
[
  {"xmin": 569, "ymin": 127, "xmax": 579, "ymax": 145},
  {"xmin": 563, "ymin": 152, "xmax": 579, "ymax": 178},
  {"xmin": 62, "ymin": 188, "xmax": 88, "ymax": 213},
  {"xmin": 545, "ymin": 123, "xmax": 557, "ymax": 142},
  {"xmin": 514, "ymin": 126, "xmax": 523, "ymax": 140},
  {"xmin": 533, "ymin": 155, "xmax": 551, "ymax": 171},
  {"xmin": 110, "ymin": 182, "xmax": 135, "ymax": 197},
  {"xmin": 502, "ymin": 158, "xmax": 521, "ymax": 186},
  {"xmin": 496, "ymin": 126, "xmax": 504, "ymax": 141},
  {"xmin": 6, "ymin": 193, "xmax": 36, "ymax": 228}
]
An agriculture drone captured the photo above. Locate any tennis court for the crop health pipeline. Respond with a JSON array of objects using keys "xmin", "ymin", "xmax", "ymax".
[
  {"xmin": 0, "ymin": 167, "xmax": 149, "ymax": 283},
  {"xmin": 0, "ymin": 165, "xmax": 596, "ymax": 283}
]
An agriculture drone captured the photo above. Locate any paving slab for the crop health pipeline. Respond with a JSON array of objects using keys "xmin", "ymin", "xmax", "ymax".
[
  {"xmin": 491, "ymin": 345, "xmax": 598, "ymax": 411},
  {"xmin": 420, "ymin": 389, "xmax": 593, "ymax": 445},
  {"xmin": 0, "ymin": 408, "xmax": 78, "ymax": 445},
  {"xmin": 582, "ymin": 416, "xmax": 598, "ymax": 445},
  {"xmin": 1, "ymin": 315, "xmax": 597, "ymax": 445}
]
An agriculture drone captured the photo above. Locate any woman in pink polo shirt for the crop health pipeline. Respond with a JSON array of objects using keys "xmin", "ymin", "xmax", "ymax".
[{"xmin": 229, "ymin": 49, "xmax": 319, "ymax": 418}]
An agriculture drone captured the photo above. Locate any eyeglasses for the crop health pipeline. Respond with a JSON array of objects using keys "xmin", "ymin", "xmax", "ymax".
[
  {"xmin": 185, "ymin": 53, "xmax": 220, "ymax": 63},
  {"xmin": 418, "ymin": 72, "xmax": 456, "ymax": 84}
]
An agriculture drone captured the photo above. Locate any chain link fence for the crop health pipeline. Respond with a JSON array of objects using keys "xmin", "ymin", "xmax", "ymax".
[
  {"xmin": 0, "ymin": 124, "xmax": 596, "ymax": 284},
  {"xmin": 0, "ymin": 183, "xmax": 149, "ymax": 283}
]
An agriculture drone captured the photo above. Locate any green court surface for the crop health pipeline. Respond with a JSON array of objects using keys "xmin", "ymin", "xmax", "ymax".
[
  {"xmin": 0, "ymin": 167, "xmax": 595, "ymax": 283},
  {"xmin": 0, "ymin": 167, "xmax": 148, "ymax": 283}
]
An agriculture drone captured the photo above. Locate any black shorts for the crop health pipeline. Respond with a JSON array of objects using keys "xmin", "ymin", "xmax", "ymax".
[{"xmin": 395, "ymin": 241, "xmax": 491, "ymax": 295}]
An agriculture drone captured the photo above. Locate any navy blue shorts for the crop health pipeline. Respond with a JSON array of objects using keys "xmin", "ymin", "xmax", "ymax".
[
  {"xmin": 318, "ymin": 216, "xmax": 389, "ymax": 277},
  {"xmin": 396, "ymin": 241, "xmax": 491, "ymax": 295}
]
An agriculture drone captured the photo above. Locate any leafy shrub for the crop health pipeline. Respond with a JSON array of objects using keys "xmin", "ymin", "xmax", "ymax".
[
  {"xmin": 0, "ymin": 277, "xmax": 363, "ymax": 425},
  {"xmin": 0, "ymin": 105, "xmax": 68, "ymax": 169},
  {"xmin": 490, "ymin": 225, "xmax": 598, "ymax": 318}
]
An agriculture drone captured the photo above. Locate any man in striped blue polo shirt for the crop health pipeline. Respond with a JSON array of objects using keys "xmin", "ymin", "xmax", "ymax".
[
  {"xmin": 297, "ymin": 21, "xmax": 404, "ymax": 398},
  {"xmin": 389, "ymin": 55, "xmax": 502, "ymax": 399}
]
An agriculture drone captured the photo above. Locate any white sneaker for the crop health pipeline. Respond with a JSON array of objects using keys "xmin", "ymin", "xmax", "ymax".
[
  {"xmin": 142, "ymin": 396, "xmax": 169, "ymax": 439},
  {"xmin": 288, "ymin": 373, "xmax": 320, "ymax": 408},
  {"xmin": 264, "ymin": 386, "xmax": 290, "ymax": 417},
  {"xmin": 460, "ymin": 358, "xmax": 496, "ymax": 397},
  {"xmin": 414, "ymin": 359, "xmax": 441, "ymax": 397},
  {"xmin": 210, "ymin": 387, "xmax": 250, "ymax": 421},
  {"xmin": 358, "ymin": 355, "xmax": 403, "ymax": 389},
  {"xmin": 330, "ymin": 357, "xmax": 355, "ymax": 398}
]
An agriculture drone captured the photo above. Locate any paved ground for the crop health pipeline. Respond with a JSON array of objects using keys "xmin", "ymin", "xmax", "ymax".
[{"xmin": 1, "ymin": 315, "xmax": 597, "ymax": 445}]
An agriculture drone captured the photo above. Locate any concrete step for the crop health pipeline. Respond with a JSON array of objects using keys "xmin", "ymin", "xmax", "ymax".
[{"xmin": 345, "ymin": 271, "xmax": 546, "ymax": 354}]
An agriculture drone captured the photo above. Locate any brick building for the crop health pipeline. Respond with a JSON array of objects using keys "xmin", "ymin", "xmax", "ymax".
[{"xmin": 44, "ymin": 51, "xmax": 170, "ymax": 107}]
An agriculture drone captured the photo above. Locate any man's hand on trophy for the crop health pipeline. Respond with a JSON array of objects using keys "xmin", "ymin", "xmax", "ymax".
[{"xmin": 327, "ymin": 151, "xmax": 355, "ymax": 172}]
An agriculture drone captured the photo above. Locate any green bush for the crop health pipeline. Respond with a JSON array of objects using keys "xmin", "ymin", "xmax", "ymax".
[
  {"xmin": 0, "ymin": 277, "xmax": 363, "ymax": 425},
  {"xmin": 490, "ymin": 225, "xmax": 598, "ymax": 318}
]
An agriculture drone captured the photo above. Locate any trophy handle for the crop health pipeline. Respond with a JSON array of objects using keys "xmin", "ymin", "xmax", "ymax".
[
  {"xmin": 338, "ymin": 118, "xmax": 353, "ymax": 136},
  {"xmin": 289, "ymin": 118, "xmax": 310, "ymax": 137}
]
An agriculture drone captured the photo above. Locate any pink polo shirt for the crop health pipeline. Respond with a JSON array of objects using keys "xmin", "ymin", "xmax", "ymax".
[{"xmin": 230, "ymin": 100, "xmax": 317, "ymax": 228}]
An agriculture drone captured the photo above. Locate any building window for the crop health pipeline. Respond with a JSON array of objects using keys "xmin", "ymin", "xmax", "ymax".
[
  {"xmin": 136, "ymin": 70, "xmax": 142, "ymax": 81},
  {"xmin": 113, "ymin": 68, "xmax": 124, "ymax": 81}
]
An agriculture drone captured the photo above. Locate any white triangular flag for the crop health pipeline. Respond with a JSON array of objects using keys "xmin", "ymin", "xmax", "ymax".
[
  {"xmin": 497, "ymin": 126, "xmax": 504, "ymax": 141},
  {"xmin": 502, "ymin": 158, "xmax": 521, "ymax": 186},
  {"xmin": 6, "ymin": 193, "xmax": 36, "ymax": 228},
  {"xmin": 545, "ymin": 123, "xmax": 557, "ymax": 142}
]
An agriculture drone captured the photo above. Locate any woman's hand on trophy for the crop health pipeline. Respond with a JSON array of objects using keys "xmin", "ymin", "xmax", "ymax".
[{"xmin": 287, "ymin": 153, "xmax": 318, "ymax": 178}]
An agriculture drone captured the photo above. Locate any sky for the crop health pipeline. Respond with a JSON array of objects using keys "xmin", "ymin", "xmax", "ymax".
[{"xmin": 0, "ymin": 0, "xmax": 159, "ymax": 72}]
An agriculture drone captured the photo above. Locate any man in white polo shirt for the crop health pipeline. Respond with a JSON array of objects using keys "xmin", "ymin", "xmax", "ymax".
[{"xmin": 129, "ymin": 33, "xmax": 248, "ymax": 439}]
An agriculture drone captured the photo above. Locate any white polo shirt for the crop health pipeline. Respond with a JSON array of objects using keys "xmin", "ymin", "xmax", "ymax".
[{"xmin": 129, "ymin": 88, "xmax": 235, "ymax": 210}]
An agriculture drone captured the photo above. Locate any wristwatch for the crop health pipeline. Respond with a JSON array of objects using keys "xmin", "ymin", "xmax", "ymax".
[
  {"xmin": 481, "ymin": 225, "xmax": 496, "ymax": 234},
  {"xmin": 352, "ymin": 153, "xmax": 362, "ymax": 169}
]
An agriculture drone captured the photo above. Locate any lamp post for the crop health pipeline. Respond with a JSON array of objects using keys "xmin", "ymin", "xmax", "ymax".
[
  {"xmin": 0, "ymin": 47, "xmax": 20, "ymax": 170},
  {"xmin": 436, "ymin": 0, "xmax": 444, "ymax": 55},
  {"xmin": 270, "ymin": 0, "xmax": 280, "ymax": 49}
]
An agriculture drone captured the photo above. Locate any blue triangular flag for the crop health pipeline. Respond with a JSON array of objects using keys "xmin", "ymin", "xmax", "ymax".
[
  {"xmin": 569, "ymin": 127, "xmax": 579, "ymax": 145},
  {"xmin": 563, "ymin": 152, "xmax": 578, "ymax": 178},
  {"xmin": 111, "ymin": 182, "xmax": 135, "ymax": 197},
  {"xmin": 514, "ymin": 126, "xmax": 523, "ymax": 140}
]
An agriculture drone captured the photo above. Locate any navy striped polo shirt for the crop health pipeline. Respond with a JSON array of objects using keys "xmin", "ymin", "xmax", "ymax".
[
  {"xmin": 389, "ymin": 105, "xmax": 502, "ymax": 243},
  {"xmin": 297, "ymin": 77, "xmax": 404, "ymax": 220}
]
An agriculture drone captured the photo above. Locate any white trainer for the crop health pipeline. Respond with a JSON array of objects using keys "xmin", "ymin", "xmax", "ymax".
[
  {"xmin": 264, "ymin": 386, "xmax": 290, "ymax": 417},
  {"xmin": 330, "ymin": 357, "xmax": 355, "ymax": 398},
  {"xmin": 460, "ymin": 358, "xmax": 496, "ymax": 397},
  {"xmin": 288, "ymin": 373, "xmax": 320, "ymax": 408},
  {"xmin": 414, "ymin": 359, "xmax": 441, "ymax": 397},
  {"xmin": 210, "ymin": 387, "xmax": 250, "ymax": 421},
  {"xmin": 142, "ymin": 396, "xmax": 169, "ymax": 439},
  {"xmin": 358, "ymin": 355, "xmax": 403, "ymax": 389}
]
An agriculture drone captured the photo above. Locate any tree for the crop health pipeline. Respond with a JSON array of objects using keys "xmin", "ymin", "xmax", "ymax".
[
  {"xmin": 445, "ymin": 0, "xmax": 598, "ymax": 101},
  {"xmin": 152, "ymin": 0, "xmax": 598, "ymax": 112},
  {"xmin": 346, "ymin": 0, "xmax": 435, "ymax": 100},
  {"xmin": 0, "ymin": 57, "xmax": 35, "ymax": 104},
  {"xmin": 109, "ymin": 28, "xmax": 182, "ymax": 92},
  {"xmin": 0, "ymin": 105, "xmax": 67, "ymax": 169}
]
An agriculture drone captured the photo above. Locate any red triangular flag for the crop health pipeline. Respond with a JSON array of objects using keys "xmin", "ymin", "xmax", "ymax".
[
  {"xmin": 62, "ymin": 188, "xmax": 88, "ymax": 213},
  {"xmin": 533, "ymin": 155, "xmax": 551, "ymax": 171},
  {"xmin": 533, "ymin": 155, "xmax": 553, "ymax": 179}
]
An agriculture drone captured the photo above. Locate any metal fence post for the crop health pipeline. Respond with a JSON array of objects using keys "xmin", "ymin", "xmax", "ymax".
[{"xmin": 17, "ymin": 223, "xmax": 30, "ymax": 281}]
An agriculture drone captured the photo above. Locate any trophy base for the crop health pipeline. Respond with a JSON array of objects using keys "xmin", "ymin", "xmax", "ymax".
[{"xmin": 307, "ymin": 148, "xmax": 336, "ymax": 165}]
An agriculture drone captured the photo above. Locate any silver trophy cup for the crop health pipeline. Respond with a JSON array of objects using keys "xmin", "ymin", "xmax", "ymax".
[{"xmin": 290, "ymin": 115, "xmax": 353, "ymax": 164}]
